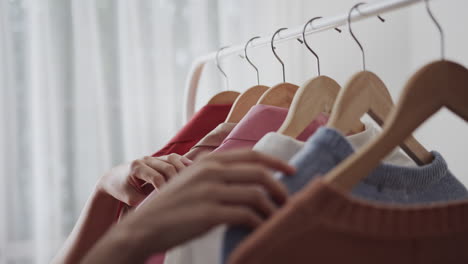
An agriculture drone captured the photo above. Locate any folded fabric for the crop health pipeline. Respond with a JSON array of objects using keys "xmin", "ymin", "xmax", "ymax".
[
  {"xmin": 142, "ymin": 104, "xmax": 232, "ymax": 264},
  {"xmin": 213, "ymin": 104, "xmax": 328, "ymax": 152},
  {"xmin": 185, "ymin": 121, "xmax": 417, "ymax": 264},
  {"xmin": 252, "ymin": 121, "xmax": 417, "ymax": 168},
  {"xmin": 184, "ymin": 122, "xmax": 236, "ymax": 160},
  {"xmin": 222, "ymin": 126, "xmax": 467, "ymax": 263},
  {"xmin": 228, "ymin": 178, "xmax": 468, "ymax": 264},
  {"xmin": 165, "ymin": 106, "xmax": 328, "ymax": 264},
  {"xmin": 152, "ymin": 104, "xmax": 233, "ymax": 157}
]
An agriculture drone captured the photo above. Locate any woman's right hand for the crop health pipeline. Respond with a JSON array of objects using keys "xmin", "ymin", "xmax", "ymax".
[
  {"xmin": 97, "ymin": 154, "xmax": 193, "ymax": 206},
  {"xmin": 90, "ymin": 150, "xmax": 296, "ymax": 263}
]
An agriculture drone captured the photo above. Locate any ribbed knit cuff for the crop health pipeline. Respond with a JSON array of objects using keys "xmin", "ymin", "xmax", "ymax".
[
  {"xmin": 300, "ymin": 178, "xmax": 468, "ymax": 238},
  {"xmin": 305, "ymin": 127, "xmax": 449, "ymax": 193}
]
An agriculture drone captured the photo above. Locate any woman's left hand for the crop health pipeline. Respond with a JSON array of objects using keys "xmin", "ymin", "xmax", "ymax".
[{"xmin": 97, "ymin": 154, "xmax": 193, "ymax": 206}]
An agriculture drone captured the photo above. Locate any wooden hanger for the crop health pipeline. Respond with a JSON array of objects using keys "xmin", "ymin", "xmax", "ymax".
[
  {"xmin": 325, "ymin": 60, "xmax": 468, "ymax": 192},
  {"xmin": 207, "ymin": 46, "xmax": 240, "ymax": 105},
  {"xmin": 324, "ymin": 1, "xmax": 468, "ymax": 192},
  {"xmin": 225, "ymin": 37, "xmax": 270, "ymax": 122},
  {"xmin": 256, "ymin": 83, "xmax": 298, "ymax": 108},
  {"xmin": 225, "ymin": 86, "xmax": 268, "ymax": 122},
  {"xmin": 257, "ymin": 28, "xmax": 299, "ymax": 108},
  {"xmin": 278, "ymin": 77, "xmax": 339, "ymax": 137},
  {"xmin": 327, "ymin": 3, "xmax": 431, "ymax": 165},
  {"xmin": 327, "ymin": 71, "xmax": 432, "ymax": 164},
  {"xmin": 278, "ymin": 17, "xmax": 343, "ymax": 138},
  {"xmin": 207, "ymin": 91, "xmax": 240, "ymax": 105}
]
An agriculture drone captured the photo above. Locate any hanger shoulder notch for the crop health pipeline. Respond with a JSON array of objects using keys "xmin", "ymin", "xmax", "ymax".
[
  {"xmin": 428, "ymin": 61, "xmax": 468, "ymax": 120},
  {"xmin": 207, "ymin": 91, "xmax": 240, "ymax": 105},
  {"xmin": 328, "ymin": 70, "xmax": 432, "ymax": 165},
  {"xmin": 225, "ymin": 85, "xmax": 269, "ymax": 123},
  {"xmin": 278, "ymin": 76, "xmax": 340, "ymax": 138},
  {"xmin": 257, "ymin": 82, "xmax": 299, "ymax": 109},
  {"xmin": 327, "ymin": 71, "xmax": 379, "ymax": 133},
  {"xmin": 324, "ymin": 60, "xmax": 468, "ymax": 192}
]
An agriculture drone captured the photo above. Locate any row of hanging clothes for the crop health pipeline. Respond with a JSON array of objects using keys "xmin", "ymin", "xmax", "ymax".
[{"xmin": 119, "ymin": 1, "xmax": 468, "ymax": 263}]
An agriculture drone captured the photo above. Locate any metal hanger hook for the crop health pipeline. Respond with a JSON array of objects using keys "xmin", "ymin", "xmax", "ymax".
[
  {"xmin": 244, "ymin": 36, "xmax": 261, "ymax": 85},
  {"xmin": 301, "ymin": 17, "xmax": 342, "ymax": 76},
  {"xmin": 216, "ymin": 46, "xmax": 230, "ymax": 90},
  {"xmin": 348, "ymin": 2, "xmax": 384, "ymax": 71},
  {"xmin": 348, "ymin": 3, "xmax": 367, "ymax": 71},
  {"xmin": 303, "ymin": 17, "xmax": 323, "ymax": 76},
  {"xmin": 424, "ymin": 0, "xmax": 445, "ymax": 60},
  {"xmin": 271, "ymin": 27, "xmax": 288, "ymax": 83}
]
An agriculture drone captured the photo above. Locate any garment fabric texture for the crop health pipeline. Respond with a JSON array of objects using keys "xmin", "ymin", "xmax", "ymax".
[
  {"xmin": 177, "ymin": 121, "xmax": 415, "ymax": 264},
  {"xmin": 151, "ymin": 104, "xmax": 233, "ymax": 157},
  {"xmin": 213, "ymin": 104, "xmax": 328, "ymax": 152},
  {"xmin": 227, "ymin": 178, "xmax": 468, "ymax": 264},
  {"xmin": 181, "ymin": 121, "xmax": 417, "ymax": 264},
  {"xmin": 120, "ymin": 103, "xmax": 232, "ymax": 215},
  {"xmin": 253, "ymin": 121, "xmax": 416, "ymax": 168},
  {"xmin": 221, "ymin": 122, "xmax": 417, "ymax": 263},
  {"xmin": 222, "ymin": 126, "xmax": 468, "ymax": 263},
  {"xmin": 184, "ymin": 122, "xmax": 236, "ymax": 160},
  {"xmin": 161, "ymin": 122, "xmax": 236, "ymax": 264},
  {"xmin": 164, "ymin": 108, "xmax": 328, "ymax": 264},
  {"xmin": 136, "ymin": 104, "xmax": 232, "ymax": 264}
]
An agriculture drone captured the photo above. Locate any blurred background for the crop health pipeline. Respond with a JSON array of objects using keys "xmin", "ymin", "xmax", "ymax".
[{"xmin": 1, "ymin": 0, "xmax": 467, "ymax": 263}]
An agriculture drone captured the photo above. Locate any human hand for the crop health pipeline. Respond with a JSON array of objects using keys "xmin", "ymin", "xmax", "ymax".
[
  {"xmin": 119, "ymin": 149, "xmax": 296, "ymax": 258},
  {"xmin": 97, "ymin": 154, "xmax": 192, "ymax": 206}
]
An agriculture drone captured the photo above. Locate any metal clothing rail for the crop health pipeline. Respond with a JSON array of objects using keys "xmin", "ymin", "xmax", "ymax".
[{"xmin": 183, "ymin": 0, "xmax": 425, "ymax": 122}]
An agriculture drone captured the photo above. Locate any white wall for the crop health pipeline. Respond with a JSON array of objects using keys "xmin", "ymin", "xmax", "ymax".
[
  {"xmin": 195, "ymin": 0, "xmax": 468, "ymax": 184},
  {"xmin": 408, "ymin": 0, "xmax": 468, "ymax": 184}
]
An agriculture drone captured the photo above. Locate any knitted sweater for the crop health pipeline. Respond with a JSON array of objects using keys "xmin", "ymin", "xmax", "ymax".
[
  {"xmin": 228, "ymin": 178, "xmax": 468, "ymax": 264},
  {"xmin": 223, "ymin": 127, "xmax": 468, "ymax": 263}
]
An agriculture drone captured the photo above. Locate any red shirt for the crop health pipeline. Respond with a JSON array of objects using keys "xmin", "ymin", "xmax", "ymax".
[
  {"xmin": 114, "ymin": 104, "xmax": 232, "ymax": 264},
  {"xmin": 152, "ymin": 104, "xmax": 233, "ymax": 156}
]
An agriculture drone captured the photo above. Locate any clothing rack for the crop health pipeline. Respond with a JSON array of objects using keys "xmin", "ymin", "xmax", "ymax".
[{"xmin": 183, "ymin": 0, "xmax": 425, "ymax": 122}]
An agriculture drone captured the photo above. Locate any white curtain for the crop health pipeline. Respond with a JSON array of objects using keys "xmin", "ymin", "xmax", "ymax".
[{"xmin": 0, "ymin": 0, "xmax": 227, "ymax": 263}]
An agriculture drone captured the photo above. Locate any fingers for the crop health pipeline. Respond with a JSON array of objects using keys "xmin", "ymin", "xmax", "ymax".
[
  {"xmin": 129, "ymin": 154, "xmax": 192, "ymax": 195},
  {"xmin": 211, "ymin": 205, "xmax": 263, "ymax": 228},
  {"xmin": 214, "ymin": 185, "xmax": 277, "ymax": 217},
  {"xmin": 205, "ymin": 150, "xmax": 296, "ymax": 175},
  {"xmin": 215, "ymin": 164, "xmax": 289, "ymax": 204},
  {"xmin": 143, "ymin": 156, "xmax": 178, "ymax": 180},
  {"xmin": 165, "ymin": 154, "xmax": 189, "ymax": 172},
  {"xmin": 131, "ymin": 160, "xmax": 166, "ymax": 188}
]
